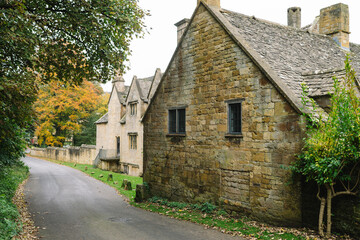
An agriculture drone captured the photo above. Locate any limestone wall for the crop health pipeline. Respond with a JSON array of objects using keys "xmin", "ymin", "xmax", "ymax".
[
  {"xmin": 30, "ymin": 145, "xmax": 96, "ymax": 165},
  {"xmin": 119, "ymin": 80, "xmax": 145, "ymax": 176},
  {"xmin": 143, "ymin": 5, "xmax": 305, "ymax": 226}
]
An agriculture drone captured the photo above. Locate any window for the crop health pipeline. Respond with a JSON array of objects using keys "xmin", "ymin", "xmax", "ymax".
[
  {"xmin": 227, "ymin": 99, "xmax": 243, "ymax": 135},
  {"xmin": 168, "ymin": 108, "xmax": 186, "ymax": 134},
  {"xmin": 116, "ymin": 137, "xmax": 120, "ymax": 156},
  {"xmin": 130, "ymin": 103, "xmax": 137, "ymax": 116},
  {"xmin": 129, "ymin": 134, "xmax": 137, "ymax": 149},
  {"xmin": 123, "ymin": 165, "xmax": 129, "ymax": 175}
]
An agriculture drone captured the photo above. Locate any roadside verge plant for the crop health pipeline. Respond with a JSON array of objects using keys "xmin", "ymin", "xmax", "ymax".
[{"xmin": 291, "ymin": 56, "xmax": 360, "ymax": 237}]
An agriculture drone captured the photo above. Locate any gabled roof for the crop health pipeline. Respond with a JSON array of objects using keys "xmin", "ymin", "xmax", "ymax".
[
  {"xmin": 136, "ymin": 76, "xmax": 153, "ymax": 102},
  {"xmin": 95, "ymin": 113, "xmax": 108, "ymax": 124},
  {"xmin": 125, "ymin": 69, "xmax": 162, "ymax": 104},
  {"xmin": 142, "ymin": 2, "xmax": 360, "ymax": 121},
  {"xmin": 220, "ymin": 8, "xmax": 358, "ymax": 98},
  {"xmin": 117, "ymin": 86, "xmax": 129, "ymax": 104},
  {"xmin": 108, "ymin": 84, "xmax": 129, "ymax": 106},
  {"xmin": 147, "ymin": 68, "xmax": 162, "ymax": 101}
]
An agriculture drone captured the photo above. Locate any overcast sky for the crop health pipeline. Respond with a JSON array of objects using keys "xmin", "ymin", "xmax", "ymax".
[{"xmin": 102, "ymin": 0, "xmax": 360, "ymax": 92}]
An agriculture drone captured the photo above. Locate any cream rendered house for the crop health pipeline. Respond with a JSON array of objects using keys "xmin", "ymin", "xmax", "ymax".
[
  {"xmin": 95, "ymin": 74, "xmax": 128, "ymax": 171},
  {"xmin": 95, "ymin": 69, "xmax": 161, "ymax": 176}
]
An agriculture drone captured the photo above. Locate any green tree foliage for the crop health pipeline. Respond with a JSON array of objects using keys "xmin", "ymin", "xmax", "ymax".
[
  {"xmin": 0, "ymin": 162, "xmax": 29, "ymax": 239},
  {"xmin": 73, "ymin": 93, "xmax": 109, "ymax": 146},
  {"xmin": 0, "ymin": 0, "xmax": 147, "ymax": 165},
  {"xmin": 292, "ymin": 57, "xmax": 360, "ymax": 237}
]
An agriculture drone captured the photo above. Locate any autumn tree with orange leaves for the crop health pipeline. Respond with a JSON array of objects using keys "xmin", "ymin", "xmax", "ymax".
[{"xmin": 34, "ymin": 81, "xmax": 105, "ymax": 147}]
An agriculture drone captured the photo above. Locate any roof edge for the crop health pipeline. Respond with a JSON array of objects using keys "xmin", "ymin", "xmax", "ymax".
[
  {"xmin": 147, "ymin": 68, "xmax": 162, "ymax": 100},
  {"xmin": 141, "ymin": 2, "xmax": 204, "ymax": 122},
  {"xmin": 207, "ymin": 5, "xmax": 304, "ymax": 114},
  {"xmin": 125, "ymin": 76, "xmax": 137, "ymax": 103}
]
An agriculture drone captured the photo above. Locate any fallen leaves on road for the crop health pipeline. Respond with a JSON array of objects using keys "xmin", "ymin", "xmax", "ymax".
[{"xmin": 12, "ymin": 178, "xmax": 39, "ymax": 240}]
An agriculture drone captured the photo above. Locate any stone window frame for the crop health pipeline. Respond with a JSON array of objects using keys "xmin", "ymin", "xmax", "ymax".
[
  {"xmin": 129, "ymin": 101, "xmax": 138, "ymax": 116},
  {"xmin": 128, "ymin": 132, "xmax": 138, "ymax": 149},
  {"xmin": 225, "ymin": 98, "xmax": 244, "ymax": 138},
  {"xmin": 167, "ymin": 106, "xmax": 186, "ymax": 137},
  {"xmin": 123, "ymin": 164, "xmax": 129, "ymax": 174}
]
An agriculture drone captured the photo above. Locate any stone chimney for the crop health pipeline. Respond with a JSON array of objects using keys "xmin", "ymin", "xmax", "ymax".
[
  {"xmin": 174, "ymin": 19, "xmax": 190, "ymax": 44},
  {"xmin": 319, "ymin": 3, "xmax": 350, "ymax": 50},
  {"xmin": 197, "ymin": 0, "xmax": 220, "ymax": 8},
  {"xmin": 112, "ymin": 71, "xmax": 125, "ymax": 92},
  {"xmin": 287, "ymin": 7, "xmax": 301, "ymax": 28}
]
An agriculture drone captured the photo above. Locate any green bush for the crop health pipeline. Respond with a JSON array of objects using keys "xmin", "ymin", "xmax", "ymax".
[
  {"xmin": 167, "ymin": 201, "xmax": 188, "ymax": 209},
  {"xmin": 0, "ymin": 162, "xmax": 29, "ymax": 239},
  {"xmin": 190, "ymin": 203, "xmax": 202, "ymax": 210},
  {"xmin": 200, "ymin": 202, "xmax": 217, "ymax": 213},
  {"xmin": 148, "ymin": 196, "xmax": 217, "ymax": 213},
  {"xmin": 0, "ymin": 196, "xmax": 20, "ymax": 239}
]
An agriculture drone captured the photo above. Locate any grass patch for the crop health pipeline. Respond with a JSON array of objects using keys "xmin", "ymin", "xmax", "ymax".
[
  {"xmin": 0, "ymin": 162, "xmax": 29, "ymax": 240},
  {"xmin": 37, "ymin": 158, "xmax": 142, "ymax": 201},
  {"xmin": 131, "ymin": 197, "xmax": 308, "ymax": 240}
]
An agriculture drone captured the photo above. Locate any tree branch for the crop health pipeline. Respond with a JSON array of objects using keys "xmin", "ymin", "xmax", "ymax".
[
  {"xmin": 316, "ymin": 184, "xmax": 322, "ymax": 201},
  {"xmin": 333, "ymin": 190, "xmax": 358, "ymax": 198}
]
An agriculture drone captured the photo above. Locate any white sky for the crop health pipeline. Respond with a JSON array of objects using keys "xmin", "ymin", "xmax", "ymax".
[{"xmin": 102, "ymin": 0, "xmax": 360, "ymax": 92}]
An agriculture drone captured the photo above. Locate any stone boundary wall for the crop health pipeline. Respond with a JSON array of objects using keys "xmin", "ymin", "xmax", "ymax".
[{"xmin": 30, "ymin": 145, "xmax": 96, "ymax": 165}]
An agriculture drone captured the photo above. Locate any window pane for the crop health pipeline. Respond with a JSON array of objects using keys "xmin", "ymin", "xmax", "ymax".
[
  {"xmin": 169, "ymin": 110, "xmax": 177, "ymax": 133},
  {"xmin": 229, "ymin": 103, "xmax": 241, "ymax": 133},
  {"xmin": 116, "ymin": 137, "xmax": 120, "ymax": 155},
  {"xmin": 178, "ymin": 109, "xmax": 186, "ymax": 133}
]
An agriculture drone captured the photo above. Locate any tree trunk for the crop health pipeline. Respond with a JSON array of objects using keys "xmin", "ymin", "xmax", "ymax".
[
  {"xmin": 325, "ymin": 184, "xmax": 332, "ymax": 237},
  {"xmin": 318, "ymin": 197, "xmax": 326, "ymax": 237}
]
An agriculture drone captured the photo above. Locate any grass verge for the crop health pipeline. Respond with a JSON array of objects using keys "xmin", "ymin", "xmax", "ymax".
[
  {"xmin": 0, "ymin": 162, "xmax": 29, "ymax": 240},
  {"xmin": 131, "ymin": 197, "xmax": 309, "ymax": 240}
]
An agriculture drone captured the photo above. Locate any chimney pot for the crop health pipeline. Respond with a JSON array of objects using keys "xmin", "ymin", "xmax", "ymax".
[{"xmin": 287, "ymin": 7, "xmax": 301, "ymax": 28}]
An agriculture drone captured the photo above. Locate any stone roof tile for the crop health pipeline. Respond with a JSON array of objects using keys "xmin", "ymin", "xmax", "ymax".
[
  {"xmin": 95, "ymin": 113, "xmax": 108, "ymax": 124},
  {"xmin": 220, "ymin": 9, "xmax": 359, "ymax": 102},
  {"xmin": 136, "ymin": 76, "xmax": 153, "ymax": 101}
]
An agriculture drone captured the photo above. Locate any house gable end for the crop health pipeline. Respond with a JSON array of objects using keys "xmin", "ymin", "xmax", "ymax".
[
  {"xmin": 142, "ymin": 2, "xmax": 305, "ymax": 123},
  {"xmin": 204, "ymin": 5, "xmax": 303, "ymax": 114},
  {"xmin": 143, "ymin": 2, "xmax": 304, "ymax": 225}
]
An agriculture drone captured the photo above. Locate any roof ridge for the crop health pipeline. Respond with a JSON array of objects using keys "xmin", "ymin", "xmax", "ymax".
[{"xmin": 220, "ymin": 8, "xmax": 332, "ymax": 40}]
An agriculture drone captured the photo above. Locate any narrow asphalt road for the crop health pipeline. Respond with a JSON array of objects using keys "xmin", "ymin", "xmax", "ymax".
[{"xmin": 23, "ymin": 156, "xmax": 242, "ymax": 240}]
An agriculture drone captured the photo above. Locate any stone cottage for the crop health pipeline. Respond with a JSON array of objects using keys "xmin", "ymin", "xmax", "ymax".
[
  {"xmin": 95, "ymin": 73, "xmax": 129, "ymax": 165},
  {"xmin": 95, "ymin": 69, "xmax": 162, "ymax": 176},
  {"xmin": 142, "ymin": 0, "xmax": 360, "ymax": 226}
]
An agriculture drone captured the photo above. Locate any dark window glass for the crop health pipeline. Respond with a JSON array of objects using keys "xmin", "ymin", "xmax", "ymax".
[
  {"xmin": 178, "ymin": 109, "xmax": 186, "ymax": 133},
  {"xmin": 229, "ymin": 103, "xmax": 241, "ymax": 133},
  {"xmin": 169, "ymin": 109, "xmax": 177, "ymax": 133},
  {"xmin": 168, "ymin": 108, "xmax": 186, "ymax": 134},
  {"xmin": 116, "ymin": 137, "xmax": 120, "ymax": 156},
  {"xmin": 130, "ymin": 103, "xmax": 137, "ymax": 116}
]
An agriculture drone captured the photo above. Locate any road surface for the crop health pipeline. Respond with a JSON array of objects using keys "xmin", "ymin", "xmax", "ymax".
[{"xmin": 23, "ymin": 156, "xmax": 242, "ymax": 240}]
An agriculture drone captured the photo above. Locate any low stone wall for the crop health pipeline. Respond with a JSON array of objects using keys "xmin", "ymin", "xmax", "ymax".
[{"xmin": 30, "ymin": 145, "xmax": 96, "ymax": 165}]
